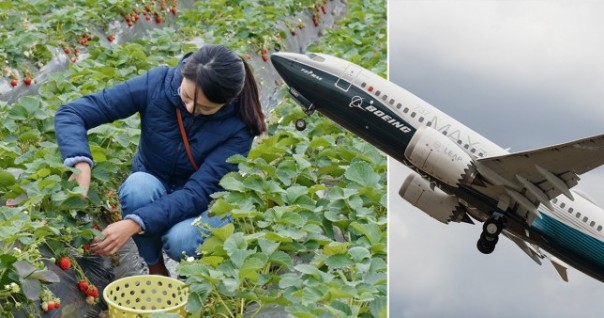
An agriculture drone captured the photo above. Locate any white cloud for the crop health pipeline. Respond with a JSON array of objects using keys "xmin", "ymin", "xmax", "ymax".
[{"xmin": 387, "ymin": 1, "xmax": 604, "ymax": 317}]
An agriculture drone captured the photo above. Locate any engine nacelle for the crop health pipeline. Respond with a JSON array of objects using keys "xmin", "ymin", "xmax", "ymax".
[
  {"xmin": 399, "ymin": 172, "xmax": 471, "ymax": 224},
  {"xmin": 404, "ymin": 126, "xmax": 477, "ymax": 187}
]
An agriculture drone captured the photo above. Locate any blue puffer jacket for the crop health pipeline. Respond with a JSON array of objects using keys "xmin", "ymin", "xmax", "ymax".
[{"xmin": 54, "ymin": 54, "xmax": 253, "ymax": 236}]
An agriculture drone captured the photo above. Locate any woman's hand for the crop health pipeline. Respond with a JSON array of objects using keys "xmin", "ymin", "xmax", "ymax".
[
  {"xmin": 69, "ymin": 162, "xmax": 91, "ymax": 199},
  {"xmin": 91, "ymin": 219, "xmax": 142, "ymax": 256}
]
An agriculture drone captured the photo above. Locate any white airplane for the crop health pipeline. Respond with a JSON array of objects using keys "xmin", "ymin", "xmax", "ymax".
[{"xmin": 271, "ymin": 52, "xmax": 604, "ymax": 282}]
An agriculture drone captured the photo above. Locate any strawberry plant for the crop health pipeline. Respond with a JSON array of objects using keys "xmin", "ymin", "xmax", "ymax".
[{"xmin": 0, "ymin": 0, "xmax": 386, "ymax": 316}]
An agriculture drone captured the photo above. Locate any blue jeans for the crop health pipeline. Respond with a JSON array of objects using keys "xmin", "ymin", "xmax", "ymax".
[{"xmin": 119, "ymin": 172, "xmax": 231, "ymax": 265}]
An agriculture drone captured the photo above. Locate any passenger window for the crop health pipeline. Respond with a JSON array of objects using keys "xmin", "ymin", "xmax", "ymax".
[
  {"xmin": 576, "ymin": 212, "xmax": 581, "ymax": 218},
  {"xmin": 590, "ymin": 221, "xmax": 596, "ymax": 227},
  {"xmin": 382, "ymin": 95, "xmax": 388, "ymax": 101},
  {"xmin": 464, "ymin": 144, "xmax": 469, "ymax": 149},
  {"xmin": 598, "ymin": 225, "xmax": 602, "ymax": 232},
  {"xmin": 396, "ymin": 103, "xmax": 402, "ymax": 109},
  {"xmin": 471, "ymin": 148, "xmax": 476, "ymax": 153},
  {"xmin": 411, "ymin": 112, "xmax": 416, "ymax": 118},
  {"xmin": 427, "ymin": 122, "xmax": 432, "ymax": 127},
  {"xmin": 390, "ymin": 99, "xmax": 395, "ymax": 105},
  {"xmin": 478, "ymin": 153, "xmax": 484, "ymax": 157},
  {"xmin": 583, "ymin": 216, "xmax": 589, "ymax": 223},
  {"xmin": 419, "ymin": 117, "xmax": 424, "ymax": 123},
  {"xmin": 442, "ymin": 131, "xmax": 448, "ymax": 136},
  {"xmin": 375, "ymin": 90, "xmax": 381, "ymax": 96},
  {"xmin": 568, "ymin": 208, "xmax": 573, "ymax": 213},
  {"xmin": 403, "ymin": 108, "xmax": 409, "ymax": 113},
  {"xmin": 560, "ymin": 203, "xmax": 565, "ymax": 208},
  {"xmin": 361, "ymin": 82, "xmax": 367, "ymax": 88},
  {"xmin": 552, "ymin": 198, "xmax": 558, "ymax": 204}
]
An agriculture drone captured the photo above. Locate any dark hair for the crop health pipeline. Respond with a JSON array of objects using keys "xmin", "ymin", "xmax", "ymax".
[{"xmin": 182, "ymin": 45, "xmax": 266, "ymax": 136}]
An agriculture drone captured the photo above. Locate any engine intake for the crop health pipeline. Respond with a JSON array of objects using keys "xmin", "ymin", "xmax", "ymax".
[
  {"xmin": 399, "ymin": 172, "xmax": 472, "ymax": 224},
  {"xmin": 404, "ymin": 126, "xmax": 477, "ymax": 187}
]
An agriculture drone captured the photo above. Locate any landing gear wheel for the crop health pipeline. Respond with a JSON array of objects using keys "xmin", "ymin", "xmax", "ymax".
[
  {"xmin": 477, "ymin": 238, "xmax": 496, "ymax": 254},
  {"xmin": 483, "ymin": 218, "xmax": 503, "ymax": 236},
  {"xmin": 294, "ymin": 118, "xmax": 307, "ymax": 131}
]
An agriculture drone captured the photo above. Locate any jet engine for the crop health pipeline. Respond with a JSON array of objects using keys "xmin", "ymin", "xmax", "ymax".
[
  {"xmin": 404, "ymin": 126, "xmax": 477, "ymax": 187},
  {"xmin": 399, "ymin": 172, "xmax": 472, "ymax": 224}
]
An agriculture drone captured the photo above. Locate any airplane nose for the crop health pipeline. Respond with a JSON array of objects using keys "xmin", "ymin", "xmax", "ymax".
[{"xmin": 270, "ymin": 53, "xmax": 296, "ymax": 80}]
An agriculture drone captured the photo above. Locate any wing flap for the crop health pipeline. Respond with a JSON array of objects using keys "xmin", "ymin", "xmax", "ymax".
[{"xmin": 474, "ymin": 133, "xmax": 604, "ymax": 220}]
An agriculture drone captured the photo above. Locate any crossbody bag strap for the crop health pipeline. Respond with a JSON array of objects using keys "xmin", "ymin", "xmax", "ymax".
[{"xmin": 176, "ymin": 108, "xmax": 199, "ymax": 171}]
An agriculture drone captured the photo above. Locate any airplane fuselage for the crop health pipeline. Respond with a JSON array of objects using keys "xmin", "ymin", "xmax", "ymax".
[{"xmin": 271, "ymin": 52, "xmax": 604, "ymax": 282}]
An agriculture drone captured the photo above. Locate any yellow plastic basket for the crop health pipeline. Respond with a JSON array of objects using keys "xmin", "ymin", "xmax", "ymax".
[{"xmin": 103, "ymin": 275, "xmax": 189, "ymax": 317}]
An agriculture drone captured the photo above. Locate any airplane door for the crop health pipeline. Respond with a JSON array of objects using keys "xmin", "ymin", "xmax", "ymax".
[{"xmin": 335, "ymin": 64, "xmax": 362, "ymax": 91}]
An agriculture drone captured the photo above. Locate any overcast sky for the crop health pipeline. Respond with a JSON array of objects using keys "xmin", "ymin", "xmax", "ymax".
[{"xmin": 388, "ymin": 1, "xmax": 604, "ymax": 317}]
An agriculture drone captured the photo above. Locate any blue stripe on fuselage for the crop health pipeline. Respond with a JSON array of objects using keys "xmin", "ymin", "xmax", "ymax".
[{"xmin": 532, "ymin": 212, "xmax": 604, "ymax": 279}]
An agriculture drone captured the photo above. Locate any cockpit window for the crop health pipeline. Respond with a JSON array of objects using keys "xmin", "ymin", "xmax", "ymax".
[{"xmin": 306, "ymin": 53, "xmax": 325, "ymax": 62}]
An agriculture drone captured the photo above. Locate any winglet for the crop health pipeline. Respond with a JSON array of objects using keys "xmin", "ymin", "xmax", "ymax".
[{"xmin": 550, "ymin": 256, "xmax": 569, "ymax": 282}]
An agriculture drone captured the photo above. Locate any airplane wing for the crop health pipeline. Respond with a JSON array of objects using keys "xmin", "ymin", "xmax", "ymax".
[{"xmin": 474, "ymin": 133, "xmax": 604, "ymax": 221}]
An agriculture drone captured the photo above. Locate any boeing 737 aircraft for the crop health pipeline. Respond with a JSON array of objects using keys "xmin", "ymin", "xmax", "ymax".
[{"xmin": 271, "ymin": 52, "xmax": 604, "ymax": 283}]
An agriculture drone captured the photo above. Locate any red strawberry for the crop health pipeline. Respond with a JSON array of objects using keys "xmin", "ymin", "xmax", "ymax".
[
  {"xmin": 107, "ymin": 34, "xmax": 115, "ymax": 43},
  {"xmin": 321, "ymin": 5, "xmax": 327, "ymax": 14},
  {"xmin": 127, "ymin": 21, "xmax": 134, "ymax": 27},
  {"xmin": 144, "ymin": 14, "xmax": 151, "ymax": 21},
  {"xmin": 79, "ymin": 281, "xmax": 89, "ymax": 292},
  {"xmin": 262, "ymin": 53, "xmax": 269, "ymax": 62},
  {"xmin": 58, "ymin": 256, "xmax": 71, "ymax": 270},
  {"xmin": 154, "ymin": 14, "xmax": 162, "ymax": 24},
  {"xmin": 312, "ymin": 15, "xmax": 319, "ymax": 27},
  {"xmin": 87, "ymin": 285, "xmax": 99, "ymax": 298},
  {"xmin": 24, "ymin": 77, "xmax": 32, "ymax": 86},
  {"xmin": 79, "ymin": 38, "xmax": 88, "ymax": 45},
  {"xmin": 55, "ymin": 300, "xmax": 61, "ymax": 309},
  {"xmin": 47, "ymin": 301, "xmax": 56, "ymax": 310},
  {"xmin": 63, "ymin": 47, "xmax": 70, "ymax": 54},
  {"xmin": 261, "ymin": 48, "xmax": 268, "ymax": 55},
  {"xmin": 10, "ymin": 79, "xmax": 18, "ymax": 87},
  {"xmin": 169, "ymin": 6, "xmax": 177, "ymax": 15}
]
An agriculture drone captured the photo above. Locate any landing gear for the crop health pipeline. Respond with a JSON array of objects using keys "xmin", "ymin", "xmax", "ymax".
[
  {"xmin": 294, "ymin": 118, "xmax": 306, "ymax": 131},
  {"xmin": 477, "ymin": 214, "xmax": 504, "ymax": 254},
  {"xmin": 294, "ymin": 103, "xmax": 315, "ymax": 131}
]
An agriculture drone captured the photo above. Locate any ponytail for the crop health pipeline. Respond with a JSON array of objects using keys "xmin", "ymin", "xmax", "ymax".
[{"xmin": 237, "ymin": 59, "xmax": 266, "ymax": 136}]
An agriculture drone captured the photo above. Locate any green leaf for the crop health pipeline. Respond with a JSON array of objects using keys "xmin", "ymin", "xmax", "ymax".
[
  {"xmin": 325, "ymin": 254, "xmax": 354, "ymax": 269},
  {"xmin": 278, "ymin": 273, "xmax": 303, "ymax": 289},
  {"xmin": 209, "ymin": 199, "xmax": 236, "ymax": 216},
  {"xmin": 268, "ymin": 251, "xmax": 293, "ymax": 269},
  {"xmin": 219, "ymin": 172, "xmax": 245, "ymax": 192},
  {"xmin": 370, "ymin": 296, "xmax": 387, "ymax": 318},
  {"xmin": 350, "ymin": 222, "xmax": 383, "ymax": 245},
  {"xmin": 223, "ymin": 232, "xmax": 247, "ymax": 252},
  {"xmin": 344, "ymin": 161, "xmax": 380, "ymax": 187},
  {"xmin": 323, "ymin": 242, "xmax": 349, "ymax": 256},
  {"xmin": 211, "ymin": 223, "xmax": 234, "ymax": 241},
  {"xmin": 348, "ymin": 246, "xmax": 371, "ymax": 262},
  {"xmin": 258, "ymin": 238, "xmax": 280, "ymax": 255},
  {"xmin": 0, "ymin": 170, "xmax": 16, "ymax": 188}
]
